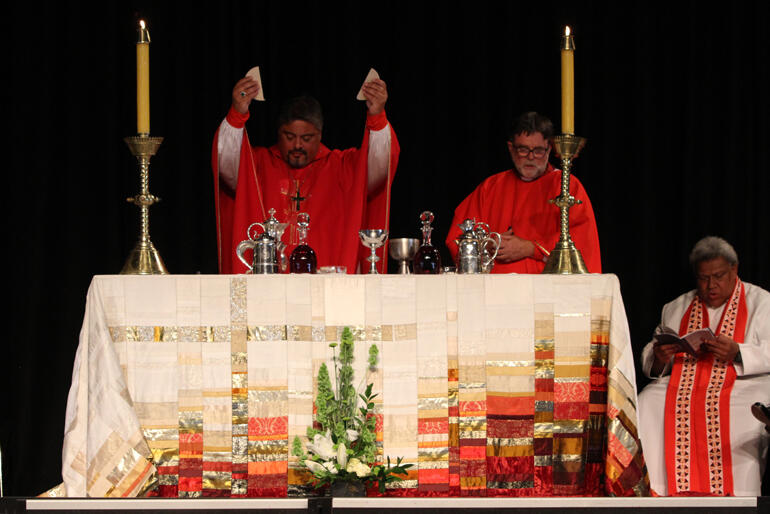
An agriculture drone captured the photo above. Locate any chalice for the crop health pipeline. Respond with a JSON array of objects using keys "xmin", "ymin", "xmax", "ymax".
[
  {"xmin": 389, "ymin": 238, "xmax": 420, "ymax": 274},
  {"xmin": 358, "ymin": 229, "xmax": 389, "ymax": 274}
]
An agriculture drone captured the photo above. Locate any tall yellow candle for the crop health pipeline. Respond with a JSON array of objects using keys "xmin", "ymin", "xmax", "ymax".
[
  {"xmin": 560, "ymin": 26, "xmax": 575, "ymax": 135},
  {"xmin": 136, "ymin": 20, "xmax": 151, "ymax": 135}
]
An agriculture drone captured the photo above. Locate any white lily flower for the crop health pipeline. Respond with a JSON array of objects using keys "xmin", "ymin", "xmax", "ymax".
[
  {"xmin": 346, "ymin": 458, "xmax": 371, "ymax": 478},
  {"xmin": 322, "ymin": 461, "xmax": 339, "ymax": 474},
  {"xmin": 346, "ymin": 429, "xmax": 359, "ymax": 442},
  {"xmin": 306, "ymin": 432, "xmax": 336, "ymax": 460},
  {"xmin": 337, "ymin": 442, "xmax": 348, "ymax": 468},
  {"xmin": 304, "ymin": 460, "xmax": 326, "ymax": 475}
]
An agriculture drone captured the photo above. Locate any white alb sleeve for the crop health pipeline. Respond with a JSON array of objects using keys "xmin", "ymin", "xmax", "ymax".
[
  {"xmin": 367, "ymin": 123, "xmax": 391, "ymax": 185},
  {"xmin": 216, "ymin": 118, "xmax": 244, "ymax": 191}
]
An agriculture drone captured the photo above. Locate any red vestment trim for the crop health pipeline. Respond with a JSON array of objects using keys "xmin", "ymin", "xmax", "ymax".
[{"xmin": 664, "ymin": 279, "xmax": 746, "ymax": 496}]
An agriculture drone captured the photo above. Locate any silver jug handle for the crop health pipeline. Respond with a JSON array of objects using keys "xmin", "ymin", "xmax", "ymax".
[
  {"xmin": 277, "ymin": 242, "xmax": 288, "ymax": 272},
  {"xmin": 474, "ymin": 221, "xmax": 490, "ymax": 235},
  {"xmin": 482, "ymin": 232, "xmax": 502, "ymax": 267},
  {"xmin": 247, "ymin": 222, "xmax": 266, "ymax": 241},
  {"xmin": 236, "ymin": 240, "xmax": 256, "ymax": 273}
]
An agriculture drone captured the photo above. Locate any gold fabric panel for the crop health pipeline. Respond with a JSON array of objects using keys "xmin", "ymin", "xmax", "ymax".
[
  {"xmin": 553, "ymin": 419, "xmax": 586, "ymax": 434},
  {"xmin": 609, "ymin": 415, "xmax": 640, "ymax": 456},
  {"xmin": 230, "ymin": 277, "xmax": 248, "ymax": 497},
  {"xmin": 552, "ymin": 437, "xmax": 584, "ymax": 455},
  {"xmin": 230, "ymin": 277, "xmax": 247, "ymax": 324},
  {"xmin": 147, "ymin": 446, "xmax": 178, "ymax": 469},
  {"xmin": 487, "ymin": 437, "xmax": 534, "ymax": 447},
  {"xmin": 554, "ymin": 364, "xmax": 590, "ymax": 377},
  {"xmin": 232, "ymin": 435, "xmax": 248, "ymax": 459},
  {"xmin": 249, "ymin": 389, "xmax": 288, "ymax": 403},
  {"xmin": 324, "ymin": 325, "xmax": 367, "ymax": 342},
  {"xmin": 125, "ymin": 326, "xmax": 155, "ymax": 342},
  {"xmin": 158, "ymin": 474, "xmax": 178, "ymax": 486},
  {"xmin": 458, "ymin": 417, "xmax": 487, "ymax": 432},
  {"xmin": 203, "ymin": 450, "xmax": 232, "ymax": 462},
  {"xmin": 459, "ymin": 476, "xmax": 486, "ymax": 488},
  {"xmin": 366, "ymin": 325, "xmax": 382, "ymax": 341},
  {"xmin": 486, "ymin": 359, "xmax": 535, "ymax": 368},
  {"xmin": 417, "ymin": 448, "xmax": 450, "ymax": 461},
  {"xmin": 205, "ymin": 326, "xmax": 231, "ymax": 343},
  {"xmin": 487, "ymin": 365, "xmax": 536, "ymax": 377},
  {"xmin": 287, "ymin": 325, "xmax": 312, "ymax": 341},
  {"xmin": 247, "ymin": 325, "xmax": 288, "ymax": 341},
  {"xmin": 417, "ymin": 460, "xmax": 449, "ymax": 470},
  {"xmin": 311, "ymin": 326, "xmax": 325, "ymax": 342},
  {"xmin": 486, "ymin": 445, "xmax": 535, "ymax": 458},
  {"xmin": 417, "ymin": 397, "xmax": 449, "ymax": 410},
  {"xmin": 202, "ymin": 472, "xmax": 231, "ymax": 491},
  {"xmin": 179, "ymin": 412, "xmax": 204, "ymax": 433},
  {"xmin": 534, "ymin": 422, "xmax": 554, "ymax": 437},
  {"xmin": 553, "ymin": 459, "xmax": 584, "ymax": 473},
  {"xmin": 109, "ymin": 327, "xmax": 125, "ymax": 343}
]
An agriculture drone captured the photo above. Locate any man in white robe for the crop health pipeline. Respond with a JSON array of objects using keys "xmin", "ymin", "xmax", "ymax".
[{"xmin": 637, "ymin": 236, "xmax": 770, "ymax": 496}]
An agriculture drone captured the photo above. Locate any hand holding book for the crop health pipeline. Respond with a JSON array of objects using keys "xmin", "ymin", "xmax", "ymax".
[{"xmin": 653, "ymin": 325, "xmax": 714, "ymax": 357}]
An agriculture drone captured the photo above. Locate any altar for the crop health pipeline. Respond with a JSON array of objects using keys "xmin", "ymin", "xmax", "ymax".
[{"xmin": 56, "ymin": 274, "xmax": 648, "ymax": 498}]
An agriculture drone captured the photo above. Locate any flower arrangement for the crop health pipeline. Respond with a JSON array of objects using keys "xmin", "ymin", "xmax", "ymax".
[{"xmin": 292, "ymin": 327, "xmax": 411, "ymax": 494}]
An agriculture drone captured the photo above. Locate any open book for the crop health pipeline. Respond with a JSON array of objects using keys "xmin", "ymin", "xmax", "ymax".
[{"xmin": 653, "ymin": 325, "xmax": 714, "ymax": 357}]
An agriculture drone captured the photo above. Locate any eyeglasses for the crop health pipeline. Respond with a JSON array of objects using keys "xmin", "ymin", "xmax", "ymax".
[{"xmin": 513, "ymin": 145, "xmax": 548, "ymax": 158}]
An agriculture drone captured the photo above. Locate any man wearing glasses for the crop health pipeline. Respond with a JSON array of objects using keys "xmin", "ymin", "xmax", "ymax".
[{"xmin": 446, "ymin": 112, "xmax": 601, "ymax": 273}]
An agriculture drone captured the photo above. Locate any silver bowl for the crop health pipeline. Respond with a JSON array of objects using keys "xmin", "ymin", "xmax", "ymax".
[{"xmin": 389, "ymin": 238, "xmax": 420, "ymax": 274}]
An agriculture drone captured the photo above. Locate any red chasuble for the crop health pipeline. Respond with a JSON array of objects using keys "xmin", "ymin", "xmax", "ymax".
[
  {"xmin": 664, "ymin": 279, "xmax": 747, "ymax": 496},
  {"xmin": 446, "ymin": 166, "xmax": 601, "ymax": 273},
  {"xmin": 212, "ymin": 108, "xmax": 399, "ymax": 274}
]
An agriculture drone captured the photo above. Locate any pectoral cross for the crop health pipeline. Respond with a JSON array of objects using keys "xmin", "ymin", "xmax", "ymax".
[
  {"xmin": 289, "ymin": 181, "xmax": 307, "ymax": 211},
  {"xmin": 282, "ymin": 179, "xmax": 310, "ymax": 245}
]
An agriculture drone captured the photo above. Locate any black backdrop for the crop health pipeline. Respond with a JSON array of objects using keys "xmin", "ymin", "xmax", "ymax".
[{"xmin": 4, "ymin": 1, "xmax": 770, "ymax": 496}]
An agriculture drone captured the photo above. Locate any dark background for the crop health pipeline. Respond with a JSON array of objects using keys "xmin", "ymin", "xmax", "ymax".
[{"xmin": 5, "ymin": 0, "xmax": 769, "ymax": 496}]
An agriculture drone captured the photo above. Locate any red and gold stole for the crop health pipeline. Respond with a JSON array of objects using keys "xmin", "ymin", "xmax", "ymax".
[{"xmin": 663, "ymin": 279, "xmax": 747, "ymax": 496}]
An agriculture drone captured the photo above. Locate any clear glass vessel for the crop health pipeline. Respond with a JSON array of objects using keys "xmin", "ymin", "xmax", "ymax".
[
  {"xmin": 413, "ymin": 211, "xmax": 441, "ymax": 274},
  {"xmin": 289, "ymin": 213, "xmax": 317, "ymax": 274}
]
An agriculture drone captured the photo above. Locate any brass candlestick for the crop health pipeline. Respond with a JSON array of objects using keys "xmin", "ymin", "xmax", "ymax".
[
  {"xmin": 542, "ymin": 134, "xmax": 588, "ymax": 274},
  {"xmin": 120, "ymin": 135, "xmax": 168, "ymax": 274}
]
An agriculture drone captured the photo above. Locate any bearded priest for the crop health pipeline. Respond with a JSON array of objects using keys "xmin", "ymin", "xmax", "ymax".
[{"xmin": 212, "ymin": 73, "xmax": 399, "ymax": 274}]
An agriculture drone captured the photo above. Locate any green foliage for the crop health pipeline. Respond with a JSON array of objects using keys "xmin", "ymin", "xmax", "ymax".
[
  {"xmin": 295, "ymin": 326, "xmax": 411, "ymax": 493},
  {"xmin": 371, "ymin": 457, "xmax": 414, "ymax": 493},
  {"xmin": 367, "ymin": 344, "xmax": 379, "ymax": 369},
  {"xmin": 314, "ymin": 363, "xmax": 334, "ymax": 433},
  {"xmin": 291, "ymin": 436, "xmax": 308, "ymax": 460}
]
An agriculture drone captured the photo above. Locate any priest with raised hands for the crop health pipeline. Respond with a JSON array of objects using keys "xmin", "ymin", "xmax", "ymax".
[
  {"xmin": 212, "ymin": 70, "xmax": 399, "ymax": 274},
  {"xmin": 637, "ymin": 236, "xmax": 770, "ymax": 496}
]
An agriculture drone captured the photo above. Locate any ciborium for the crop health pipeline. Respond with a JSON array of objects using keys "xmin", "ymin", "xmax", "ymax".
[
  {"xmin": 389, "ymin": 238, "xmax": 420, "ymax": 274},
  {"xmin": 358, "ymin": 229, "xmax": 388, "ymax": 274},
  {"xmin": 541, "ymin": 134, "xmax": 588, "ymax": 274}
]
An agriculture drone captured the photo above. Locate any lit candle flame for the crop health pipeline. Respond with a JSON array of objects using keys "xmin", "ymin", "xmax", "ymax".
[
  {"xmin": 140, "ymin": 19, "xmax": 146, "ymax": 30},
  {"xmin": 565, "ymin": 26, "xmax": 571, "ymax": 37}
]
